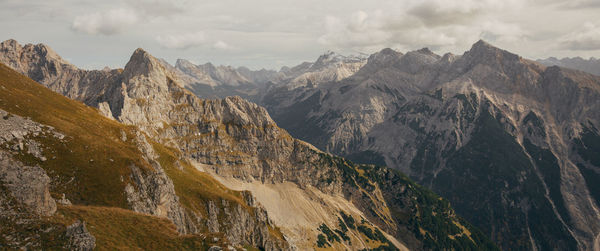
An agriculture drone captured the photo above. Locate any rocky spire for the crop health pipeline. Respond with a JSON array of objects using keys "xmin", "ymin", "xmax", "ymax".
[
  {"xmin": 367, "ymin": 48, "xmax": 403, "ymax": 64},
  {"xmin": 462, "ymin": 39, "xmax": 521, "ymax": 68},
  {"xmin": 174, "ymin": 58, "xmax": 195, "ymax": 69},
  {"xmin": 123, "ymin": 48, "xmax": 165, "ymax": 78},
  {"xmin": 358, "ymin": 48, "xmax": 403, "ymax": 74}
]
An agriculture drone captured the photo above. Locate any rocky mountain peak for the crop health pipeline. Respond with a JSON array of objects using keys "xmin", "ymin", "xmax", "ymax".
[
  {"xmin": 312, "ymin": 51, "xmax": 339, "ymax": 67},
  {"xmin": 128, "ymin": 48, "xmax": 156, "ymax": 66},
  {"xmin": 364, "ymin": 48, "xmax": 402, "ymax": 68},
  {"xmin": 174, "ymin": 58, "xmax": 195, "ymax": 69},
  {"xmin": 123, "ymin": 48, "xmax": 168, "ymax": 80},
  {"xmin": 310, "ymin": 51, "xmax": 366, "ymax": 71},
  {"xmin": 0, "ymin": 39, "xmax": 69, "ymax": 70},
  {"xmin": 353, "ymin": 48, "xmax": 403, "ymax": 75},
  {"xmin": 1, "ymin": 39, "xmax": 20, "ymax": 50},
  {"xmin": 371, "ymin": 48, "xmax": 402, "ymax": 59},
  {"xmin": 441, "ymin": 52, "xmax": 458, "ymax": 63},
  {"xmin": 24, "ymin": 43, "xmax": 61, "ymax": 61},
  {"xmin": 199, "ymin": 62, "xmax": 217, "ymax": 72},
  {"xmin": 221, "ymin": 95, "xmax": 275, "ymax": 126},
  {"xmin": 416, "ymin": 47, "xmax": 438, "ymax": 58},
  {"xmin": 463, "ymin": 39, "xmax": 521, "ymax": 67},
  {"xmin": 399, "ymin": 48, "xmax": 442, "ymax": 68}
]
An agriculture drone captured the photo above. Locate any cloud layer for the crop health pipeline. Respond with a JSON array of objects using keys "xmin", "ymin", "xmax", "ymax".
[
  {"xmin": 2, "ymin": 0, "xmax": 599, "ymax": 69},
  {"xmin": 317, "ymin": 0, "xmax": 525, "ymax": 53},
  {"xmin": 71, "ymin": 8, "xmax": 138, "ymax": 35}
]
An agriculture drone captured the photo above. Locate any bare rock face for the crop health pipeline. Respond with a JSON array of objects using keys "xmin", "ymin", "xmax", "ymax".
[
  {"xmin": 207, "ymin": 195, "xmax": 287, "ymax": 250},
  {"xmin": 0, "ymin": 109, "xmax": 59, "ymax": 217},
  {"xmin": 64, "ymin": 220, "xmax": 96, "ymax": 251},
  {"xmin": 0, "ymin": 152, "xmax": 56, "ymax": 217},
  {"xmin": 125, "ymin": 164, "xmax": 198, "ymax": 234},
  {"xmin": 123, "ymin": 132, "xmax": 197, "ymax": 234}
]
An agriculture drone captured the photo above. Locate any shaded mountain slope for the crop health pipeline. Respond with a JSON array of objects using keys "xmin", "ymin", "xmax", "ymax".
[{"xmin": 259, "ymin": 40, "xmax": 600, "ymax": 250}]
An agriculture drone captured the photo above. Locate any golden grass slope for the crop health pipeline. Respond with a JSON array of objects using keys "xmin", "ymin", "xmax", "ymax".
[{"xmin": 0, "ymin": 63, "xmax": 282, "ymax": 249}]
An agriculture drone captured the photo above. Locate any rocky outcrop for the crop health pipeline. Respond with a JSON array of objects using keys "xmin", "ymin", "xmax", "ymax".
[
  {"xmin": 0, "ymin": 153, "xmax": 56, "ymax": 217},
  {"xmin": 0, "ymin": 109, "xmax": 61, "ymax": 217},
  {"xmin": 125, "ymin": 164, "xmax": 197, "ymax": 234},
  {"xmin": 207, "ymin": 194, "xmax": 288, "ymax": 250},
  {"xmin": 64, "ymin": 221, "xmax": 96, "ymax": 251},
  {"xmin": 0, "ymin": 110, "xmax": 63, "ymax": 249}
]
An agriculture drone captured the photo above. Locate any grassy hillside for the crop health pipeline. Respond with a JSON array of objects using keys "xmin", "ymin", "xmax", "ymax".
[
  {"xmin": 0, "ymin": 63, "xmax": 148, "ymax": 208},
  {"xmin": 53, "ymin": 205, "xmax": 222, "ymax": 250},
  {"xmin": 0, "ymin": 63, "xmax": 271, "ymax": 249}
]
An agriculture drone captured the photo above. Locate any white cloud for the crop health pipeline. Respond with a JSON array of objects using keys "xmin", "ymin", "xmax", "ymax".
[
  {"xmin": 155, "ymin": 32, "xmax": 206, "ymax": 49},
  {"xmin": 213, "ymin": 40, "xmax": 236, "ymax": 50},
  {"xmin": 71, "ymin": 8, "xmax": 138, "ymax": 35},
  {"xmin": 559, "ymin": 22, "xmax": 600, "ymax": 51}
]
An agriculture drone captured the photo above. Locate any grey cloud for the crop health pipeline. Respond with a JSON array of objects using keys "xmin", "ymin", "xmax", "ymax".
[
  {"xmin": 125, "ymin": 0, "xmax": 185, "ymax": 17},
  {"xmin": 317, "ymin": 4, "xmax": 527, "ymax": 55},
  {"xmin": 3, "ymin": 0, "xmax": 600, "ymax": 69},
  {"xmin": 71, "ymin": 8, "xmax": 138, "ymax": 35},
  {"xmin": 561, "ymin": 40, "xmax": 600, "ymax": 51},
  {"xmin": 559, "ymin": 23, "xmax": 600, "ymax": 51},
  {"xmin": 544, "ymin": 0, "xmax": 600, "ymax": 9},
  {"xmin": 408, "ymin": 1, "xmax": 482, "ymax": 27},
  {"xmin": 155, "ymin": 32, "xmax": 206, "ymax": 49}
]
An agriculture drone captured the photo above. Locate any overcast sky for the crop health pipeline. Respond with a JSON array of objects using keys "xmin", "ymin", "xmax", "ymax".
[{"xmin": 1, "ymin": 0, "xmax": 600, "ymax": 70}]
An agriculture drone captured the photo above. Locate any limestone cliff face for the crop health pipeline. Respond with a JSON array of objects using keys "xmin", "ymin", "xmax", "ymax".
[
  {"xmin": 0, "ymin": 39, "xmax": 498, "ymax": 250},
  {"xmin": 0, "ymin": 109, "xmax": 59, "ymax": 217},
  {"xmin": 260, "ymin": 40, "xmax": 600, "ymax": 250}
]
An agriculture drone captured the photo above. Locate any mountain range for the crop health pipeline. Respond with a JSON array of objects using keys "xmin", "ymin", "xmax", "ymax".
[
  {"xmin": 256, "ymin": 41, "xmax": 600, "ymax": 251},
  {"xmin": 538, "ymin": 57, "xmax": 600, "ymax": 76},
  {"xmin": 0, "ymin": 39, "xmax": 498, "ymax": 250},
  {"xmin": 1, "ymin": 38, "xmax": 599, "ymax": 250}
]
